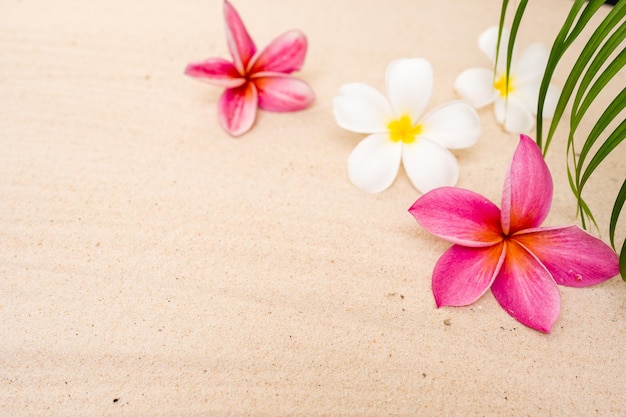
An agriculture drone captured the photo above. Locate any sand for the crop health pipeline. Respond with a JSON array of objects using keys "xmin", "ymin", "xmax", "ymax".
[{"xmin": 1, "ymin": 0, "xmax": 625, "ymax": 415}]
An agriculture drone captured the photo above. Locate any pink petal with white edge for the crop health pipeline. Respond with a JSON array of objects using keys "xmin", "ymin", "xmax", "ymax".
[
  {"xmin": 254, "ymin": 75, "xmax": 314, "ymax": 112},
  {"xmin": 386, "ymin": 58, "xmax": 433, "ymax": 122},
  {"xmin": 514, "ymin": 225, "xmax": 620, "ymax": 287},
  {"xmin": 333, "ymin": 83, "xmax": 394, "ymax": 134},
  {"xmin": 224, "ymin": 0, "xmax": 256, "ymax": 74},
  {"xmin": 478, "ymin": 26, "xmax": 513, "ymax": 71},
  {"xmin": 494, "ymin": 96, "xmax": 534, "ymax": 133},
  {"xmin": 401, "ymin": 139, "xmax": 459, "ymax": 194},
  {"xmin": 184, "ymin": 58, "xmax": 245, "ymax": 88},
  {"xmin": 409, "ymin": 187, "xmax": 503, "ymax": 247},
  {"xmin": 454, "ymin": 68, "xmax": 496, "ymax": 109},
  {"xmin": 347, "ymin": 133, "xmax": 402, "ymax": 193},
  {"xmin": 432, "ymin": 243, "xmax": 506, "ymax": 307},
  {"xmin": 218, "ymin": 82, "xmax": 258, "ymax": 137},
  {"xmin": 420, "ymin": 101, "xmax": 481, "ymax": 149},
  {"xmin": 501, "ymin": 135, "xmax": 553, "ymax": 235},
  {"xmin": 491, "ymin": 240, "xmax": 561, "ymax": 333},
  {"xmin": 250, "ymin": 29, "xmax": 307, "ymax": 74}
]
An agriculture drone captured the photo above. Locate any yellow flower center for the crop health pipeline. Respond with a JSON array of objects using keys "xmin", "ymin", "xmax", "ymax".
[
  {"xmin": 387, "ymin": 115, "xmax": 422, "ymax": 144},
  {"xmin": 494, "ymin": 74, "xmax": 515, "ymax": 97}
]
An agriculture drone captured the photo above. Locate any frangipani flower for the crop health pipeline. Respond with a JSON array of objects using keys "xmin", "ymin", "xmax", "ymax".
[
  {"xmin": 454, "ymin": 26, "xmax": 559, "ymax": 134},
  {"xmin": 333, "ymin": 58, "xmax": 481, "ymax": 194},
  {"xmin": 409, "ymin": 135, "xmax": 619, "ymax": 333},
  {"xmin": 185, "ymin": 0, "xmax": 315, "ymax": 136}
]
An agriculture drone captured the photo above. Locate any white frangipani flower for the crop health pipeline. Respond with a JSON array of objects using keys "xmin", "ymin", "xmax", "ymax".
[
  {"xmin": 454, "ymin": 26, "xmax": 560, "ymax": 134},
  {"xmin": 333, "ymin": 58, "xmax": 481, "ymax": 194}
]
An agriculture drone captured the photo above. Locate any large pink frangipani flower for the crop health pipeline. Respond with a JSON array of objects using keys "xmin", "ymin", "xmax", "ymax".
[
  {"xmin": 409, "ymin": 135, "xmax": 619, "ymax": 333},
  {"xmin": 185, "ymin": 0, "xmax": 315, "ymax": 136}
]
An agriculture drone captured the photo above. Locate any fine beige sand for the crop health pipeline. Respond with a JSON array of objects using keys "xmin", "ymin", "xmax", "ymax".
[{"xmin": 2, "ymin": 1, "xmax": 625, "ymax": 416}]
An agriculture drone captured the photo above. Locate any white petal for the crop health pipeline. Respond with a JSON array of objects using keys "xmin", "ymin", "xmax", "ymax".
[
  {"xmin": 420, "ymin": 101, "xmax": 481, "ymax": 149},
  {"xmin": 513, "ymin": 42, "xmax": 549, "ymax": 81},
  {"xmin": 514, "ymin": 81, "xmax": 560, "ymax": 120},
  {"xmin": 542, "ymin": 83, "xmax": 560, "ymax": 119},
  {"xmin": 512, "ymin": 80, "xmax": 541, "ymax": 116},
  {"xmin": 385, "ymin": 58, "xmax": 433, "ymax": 121},
  {"xmin": 494, "ymin": 96, "xmax": 534, "ymax": 133},
  {"xmin": 479, "ymin": 26, "xmax": 512, "ymax": 71},
  {"xmin": 347, "ymin": 133, "xmax": 402, "ymax": 193},
  {"xmin": 402, "ymin": 139, "xmax": 459, "ymax": 194},
  {"xmin": 454, "ymin": 68, "xmax": 496, "ymax": 108},
  {"xmin": 333, "ymin": 83, "xmax": 393, "ymax": 133}
]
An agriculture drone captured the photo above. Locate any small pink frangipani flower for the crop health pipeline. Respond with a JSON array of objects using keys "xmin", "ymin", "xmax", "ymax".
[
  {"xmin": 409, "ymin": 135, "xmax": 619, "ymax": 333},
  {"xmin": 185, "ymin": 0, "xmax": 315, "ymax": 136}
]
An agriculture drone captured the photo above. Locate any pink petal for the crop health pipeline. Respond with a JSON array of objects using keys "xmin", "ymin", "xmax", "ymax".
[
  {"xmin": 218, "ymin": 82, "xmax": 258, "ymax": 136},
  {"xmin": 184, "ymin": 58, "xmax": 245, "ymax": 88},
  {"xmin": 514, "ymin": 225, "xmax": 620, "ymax": 287},
  {"xmin": 491, "ymin": 240, "xmax": 561, "ymax": 333},
  {"xmin": 433, "ymin": 243, "xmax": 506, "ymax": 307},
  {"xmin": 249, "ymin": 30, "xmax": 307, "ymax": 74},
  {"xmin": 224, "ymin": 0, "xmax": 256, "ymax": 74},
  {"xmin": 501, "ymin": 134, "xmax": 553, "ymax": 235},
  {"xmin": 409, "ymin": 187, "xmax": 503, "ymax": 247},
  {"xmin": 253, "ymin": 75, "xmax": 314, "ymax": 112}
]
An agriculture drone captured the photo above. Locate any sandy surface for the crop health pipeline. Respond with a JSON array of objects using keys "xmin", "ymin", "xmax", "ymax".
[{"xmin": 1, "ymin": 0, "xmax": 625, "ymax": 415}]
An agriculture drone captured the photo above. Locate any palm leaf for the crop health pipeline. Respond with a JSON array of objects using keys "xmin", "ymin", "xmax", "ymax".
[
  {"xmin": 619, "ymin": 239, "xmax": 626, "ymax": 281},
  {"xmin": 536, "ymin": 0, "xmax": 606, "ymax": 152},
  {"xmin": 610, "ymin": 179, "xmax": 626, "ymax": 280},
  {"xmin": 499, "ymin": 0, "xmax": 626, "ymax": 279}
]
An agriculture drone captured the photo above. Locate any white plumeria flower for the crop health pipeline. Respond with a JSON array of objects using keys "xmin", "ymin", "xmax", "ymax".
[
  {"xmin": 454, "ymin": 26, "xmax": 560, "ymax": 134},
  {"xmin": 333, "ymin": 58, "xmax": 481, "ymax": 194}
]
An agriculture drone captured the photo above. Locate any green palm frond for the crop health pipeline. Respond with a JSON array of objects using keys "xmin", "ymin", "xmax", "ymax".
[{"xmin": 497, "ymin": 0, "xmax": 626, "ymax": 280}]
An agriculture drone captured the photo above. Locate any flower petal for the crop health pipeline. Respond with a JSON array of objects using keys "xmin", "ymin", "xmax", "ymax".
[
  {"xmin": 491, "ymin": 240, "xmax": 561, "ymax": 333},
  {"xmin": 224, "ymin": 0, "xmax": 256, "ymax": 74},
  {"xmin": 501, "ymin": 134, "xmax": 553, "ymax": 235},
  {"xmin": 254, "ymin": 75, "xmax": 314, "ymax": 112},
  {"xmin": 386, "ymin": 58, "xmax": 433, "ymax": 122},
  {"xmin": 511, "ymin": 80, "xmax": 541, "ymax": 116},
  {"xmin": 432, "ymin": 243, "xmax": 506, "ymax": 307},
  {"xmin": 184, "ymin": 58, "xmax": 245, "ymax": 88},
  {"xmin": 514, "ymin": 81, "xmax": 560, "ymax": 120},
  {"xmin": 514, "ymin": 225, "xmax": 620, "ymax": 287},
  {"xmin": 494, "ymin": 96, "xmax": 535, "ymax": 133},
  {"xmin": 420, "ymin": 101, "xmax": 481, "ymax": 149},
  {"xmin": 347, "ymin": 133, "xmax": 402, "ymax": 193},
  {"xmin": 513, "ymin": 42, "xmax": 549, "ymax": 81},
  {"xmin": 454, "ymin": 68, "xmax": 496, "ymax": 109},
  {"xmin": 249, "ymin": 29, "xmax": 307, "ymax": 74},
  {"xmin": 409, "ymin": 187, "xmax": 503, "ymax": 247},
  {"xmin": 402, "ymin": 139, "xmax": 459, "ymax": 194},
  {"xmin": 218, "ymin": 82, "xmax": 258, "ymax": 136},
  {"xmin": 333, "ymin": 83, "xmax": 394, "ymax": 133},
  {"xmin": 541, "ymin": 83, "xmax": 560, "ymax": 120},
  {"xmin": 478, "ymin": 26, "xmax": 512, "ymax": 71}
]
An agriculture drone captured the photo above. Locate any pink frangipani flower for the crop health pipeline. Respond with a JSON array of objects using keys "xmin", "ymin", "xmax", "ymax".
[
  {"xmin": 409, "ymin": 135, "xmax": 619, "ymax": 333},
  {"xmin": 185, "ymin": 0, "xmax": 315, "ymax": 136}
]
